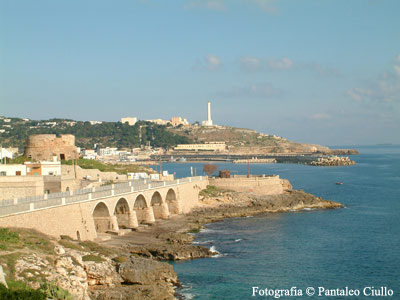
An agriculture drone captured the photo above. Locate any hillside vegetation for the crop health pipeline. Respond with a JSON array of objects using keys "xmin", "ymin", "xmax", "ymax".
[{"xmin": 0, "ymin": 117, "xmax": 192, "ymax": 150}]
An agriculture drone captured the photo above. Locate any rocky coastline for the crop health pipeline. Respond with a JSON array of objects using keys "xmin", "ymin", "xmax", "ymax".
[{"xmin": 1, "ymin": 186, "xmax": 342, "ymax": 300}]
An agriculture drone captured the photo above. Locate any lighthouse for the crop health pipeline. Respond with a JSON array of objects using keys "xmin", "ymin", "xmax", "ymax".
[{"xmin": 202, "ymin": 101, "xmax": 214, "ymax": 126}]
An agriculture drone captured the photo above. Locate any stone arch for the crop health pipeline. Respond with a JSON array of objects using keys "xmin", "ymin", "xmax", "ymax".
[
  {"xmin": 134, "ymin": 194, "xmax": 148, "ymax": 209},
  {"xmin": 134, "ymin": 194, "xmax": 155, "ymax": 224},
  {"xmin": 166, "ymin": 189, "xmax": 180, "ymax": 215},
  {"xmin": 92, "ymin": 202, "xmax": 111, "ymax": 233},
  {"xmin": 114, "ymin": 198, "xmax": 130, "ymax": 229},
  {"xmin": 151, "ymin": 192, "xmax": 162, "ymax": 206},
  {"xmin": 151, "ymin": 191, "xmax": 169, "ymax": 219}
]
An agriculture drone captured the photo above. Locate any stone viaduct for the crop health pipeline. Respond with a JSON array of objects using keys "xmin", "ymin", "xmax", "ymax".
[{"xmin": 0, "ymin": 177, "xmax": 208, "ymax": 241}]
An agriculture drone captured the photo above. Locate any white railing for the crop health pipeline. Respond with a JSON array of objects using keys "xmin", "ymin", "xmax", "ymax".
[{"xmin": 0, "ymin": 176, "xmax": 204, "ymax": 217}]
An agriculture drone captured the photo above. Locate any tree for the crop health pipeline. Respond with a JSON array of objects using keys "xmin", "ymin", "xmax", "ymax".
[{"xmin": 203, "ymin": 164, "xmax": 218, "ymax": 176}]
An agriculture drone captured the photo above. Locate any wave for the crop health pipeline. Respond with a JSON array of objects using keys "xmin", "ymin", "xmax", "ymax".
[
  {"xmin": 192, "ymin": 240, "xmax": 214, "ymax": 245},
  {"xmin": 234, "ymin": 238, "xmax": 242, "ymax": 242},
  {"xmin": 210, "ymin": 246, "xmax": 228, "ymax": 258},
  {"xmin": 200, "ymin": 228, "xmax": 214, "ymax": 233}
]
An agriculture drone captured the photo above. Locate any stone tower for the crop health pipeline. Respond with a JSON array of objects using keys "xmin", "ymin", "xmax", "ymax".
[{"xmin": 24, "ymin": 134, "xmax": 79, "ymax": 161}]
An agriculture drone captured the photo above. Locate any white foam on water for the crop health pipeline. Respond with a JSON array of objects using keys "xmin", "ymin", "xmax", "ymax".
[
  {"xmin": 210, "ymin": 246, "xmax": 227, "ymax": 258},
  {"xmin": 200, "ymin": 228, "xmax": 214, "ymax": 233},
  {"xmin": 234, "ymin": 239, "xmax": 242, "ymax": 242},
  {"xmin": 303, "ymin": 208, "xmax": 316, "ymax": 211},
  {"xmin": 193, "ymin": 240, "xmax": 214, "ymax": 245},
  {"xmin": 210, "ymin": 245, "xmax": 219, "ymax": 253}
]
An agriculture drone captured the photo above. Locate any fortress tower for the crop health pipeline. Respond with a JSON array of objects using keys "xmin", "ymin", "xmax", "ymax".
[
  {"xmin": 24, "ymin": 134, "xmax": 79, "ymax": 161},
  {"xmin": 202, "ymin": 101, "xmax": 213, "ymax": 126}
]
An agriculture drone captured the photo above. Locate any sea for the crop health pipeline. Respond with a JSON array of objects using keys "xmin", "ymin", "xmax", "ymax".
[{"xmin": 161, "ymin": 145, "xmax": 400, "ymax": 300}]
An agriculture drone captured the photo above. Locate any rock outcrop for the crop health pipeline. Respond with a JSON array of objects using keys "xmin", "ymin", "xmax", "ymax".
[{"xmin": 309, "ymin": 156, "xmax": 356, "ymax": 166}]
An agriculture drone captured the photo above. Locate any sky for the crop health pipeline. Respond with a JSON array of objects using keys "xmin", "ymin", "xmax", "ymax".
[{"xmin": 1, "ymin": 0, "xmax": 400, "ymax": 146}]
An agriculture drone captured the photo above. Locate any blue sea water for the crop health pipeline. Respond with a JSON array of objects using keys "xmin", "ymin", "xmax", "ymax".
[{"xmin": 163, "ymin": 146, "xmax": 400, "ymax": 300}]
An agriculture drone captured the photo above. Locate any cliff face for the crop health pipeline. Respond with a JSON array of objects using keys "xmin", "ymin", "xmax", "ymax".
[{"xmin": 0, "ymin": 230, "xmax": 179, "ymax": 300}]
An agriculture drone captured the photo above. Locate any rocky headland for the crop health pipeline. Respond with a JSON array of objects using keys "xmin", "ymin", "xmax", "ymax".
[{"xmin": 0, "ymin": 181, "xmax": 342, "ymax": 299}]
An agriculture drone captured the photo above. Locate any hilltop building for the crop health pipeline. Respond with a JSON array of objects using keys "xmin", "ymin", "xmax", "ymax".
[
  {"xmin": 121, "ymin": 117, "xmax": 137, "ymax": 126},
  {"xmin": 146, "ymin": 119, "xmax": 169, "ymax": 125},
  {"xmin": 202, "ymin": 101, "xmax": 214, "ymax": 126},
  {"xmin": 174, "ymin": 142, "xmax": 226, "ymax": 152},
  {"xmin": 170, "ymin": 117, "xmax": 189, "ymax": 127}
]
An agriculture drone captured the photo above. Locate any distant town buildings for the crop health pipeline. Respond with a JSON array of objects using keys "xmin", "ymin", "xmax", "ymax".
[
  {"xmin": 202, "ymin": 101, "xmax": 214, "ymax": 126},
  {"xmin": 146, "ymin": 119, "xmax": 170, "ymax": 125},
  {"xmin": 170, "ymin": 117, "xmax": 189, "ymax": 127},
  {"xmin": 174, "ymin": 142, "xmax": 226, "ymax": 152},
  {"xmin": 97, "ymin": 147, "xmax": 118, "ymax": 156},
  {"xmin": 81, "ymin": 149, "xmax": 97, "ymax": 160},
  {"xmin": 121, "ymin": 117, "xmax": 137, "ymax": 126},
  {"xmin": 89, "ymin": 121, "xmax": 102, "ymax": 125}
]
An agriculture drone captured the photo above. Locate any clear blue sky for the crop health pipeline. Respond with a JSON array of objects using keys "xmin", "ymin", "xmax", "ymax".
[{"xmin": 1, "ymin": 0, "xmax": 399, "ymax": 145}]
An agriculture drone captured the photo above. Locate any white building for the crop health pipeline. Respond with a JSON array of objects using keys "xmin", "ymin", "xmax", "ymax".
[
  {"xmin": 121, "ymin": 117, "xmax": 137, "ymax": 126},
  {"xmin": 89, "ymin": 121, "xmax": 103, "ymax": 125},
  {"xmin": 146, "ymin": 119, "xmax": 169, "ymax": 125},
  {"xmin": 38, "ymin": 161, "xmax": 62, "ymax": 176},
  {"xmin": 24, "ymin": 161, "xmax": 61, "ymax": 176},
  {"xmin": 0, "ymin": 148, "xmax": 16, "ymax": 160},
  {"xmin": 82, "ymin": 149, "xmax": 97, "ymax": 160},
  {"xmin": 97, "ymin": 147, "xmax": 118, "ymax": 156},
  {"xmin": 202, "ymin": 101, "xmax": 214, "ymax": 126},
  {"xmin": 174, "ymin": 142, "xmax": 226, "ymax": 152},
  {"xmin": 0, "ymin": 164, "xmax": 27, "ymax": 176}
]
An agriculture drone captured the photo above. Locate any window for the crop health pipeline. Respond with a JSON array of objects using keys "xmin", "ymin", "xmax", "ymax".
[
  {"xmin": 0, "ymin": 171, "xmax": 6, "ymax": 176},
  {"xmin": 16, "ymin": 171, "xmax": 21, "ymax": 176}
]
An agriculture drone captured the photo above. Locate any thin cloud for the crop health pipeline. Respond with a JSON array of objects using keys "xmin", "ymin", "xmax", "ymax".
[
  {"xmin": 393, "ymin": 65, "xmax": 400, "ymax": 77},
  {"xmin": 268, "ymin": 57, "xmax": 293, "ymax": 70},
  {"xmin": 248, "ymin": 0, "xmax": 277, "ymax": 14},
  {"xmin": 218, "ymin": 82, "xmax": 282, "ymax": 99},
  {"xmin": 347, "ymin": 54, "xmax": 400, "ymax": 105},
  {"xmin": 310, "ymin": 113, "xmax": 331, "ymax": 121},
  {"xmin": 239, "ymin": 55, "xmax": 262, "ymax": 72},
  {"xmin": 192, "ymin": 54, "xmax": 223, "ymax": 71},
  {"xmin": 185, "ymin": 0, "xmax": 226, "ymax": 11}
]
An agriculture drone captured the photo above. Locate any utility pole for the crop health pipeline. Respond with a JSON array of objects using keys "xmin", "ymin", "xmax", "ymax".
[{"xmin": 247, "ymin": 158, "xmax": 250, "ymax": 178}]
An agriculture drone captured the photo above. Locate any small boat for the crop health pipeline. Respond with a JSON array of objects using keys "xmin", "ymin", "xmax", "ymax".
[
  {"xmin": 336, "ymin": 182, "xmax": 344, "ymax": 185},
  {"xmin": 178, "ymin": 157, "xmax": 186, "ymax": 162}
]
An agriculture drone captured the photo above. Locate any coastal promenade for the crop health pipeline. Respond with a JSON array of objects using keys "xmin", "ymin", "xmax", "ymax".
[{"xmin": 0, "ymin": 176, "xmax": 207, "ymax": 241}]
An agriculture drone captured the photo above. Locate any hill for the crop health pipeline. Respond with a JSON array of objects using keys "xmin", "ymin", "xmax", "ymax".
[
  {"xmin": 168, "ymin": 125, "xmax": 346, "ymax": 154},
  {"xmin": 0, "ymin": 117, "xmax": 192, "ymax": 150}
]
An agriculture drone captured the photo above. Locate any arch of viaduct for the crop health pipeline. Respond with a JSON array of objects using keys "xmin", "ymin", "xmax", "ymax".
[
  {"xmin": 92, "ymin": 188, "xmax": 180, "ymax": 233},
  {"xmin": 0, "ymin": 179, "xmax": 208, "ymax": 241}
]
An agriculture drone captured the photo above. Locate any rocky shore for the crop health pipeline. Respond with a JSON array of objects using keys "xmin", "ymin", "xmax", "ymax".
[
  {"xmin": 309, "ymin": 156, "xmax": 356, "ymax": 166},
  {"xmin": 1, "ymin": 186, "xmax": 342, "ymax": 300}
]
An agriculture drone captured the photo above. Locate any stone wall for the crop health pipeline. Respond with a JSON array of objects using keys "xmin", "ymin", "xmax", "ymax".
[
  {"xmin": 62, "ymin": 165, "xmax": 124, "ymax": 182},
  {"xmin": 24, "ymin": 134, "xmax": 79, "ymax": 161},
  {"xmin": 0, "ymin": 176, "xmax": 44, "ymax": 201},
  {"xmin": 209, "ymin": 175, "xmax": 286, "ymax": 195},
  {"xmin": 0, "ymin": 178, "xmax": 208, "ymax": 240}
]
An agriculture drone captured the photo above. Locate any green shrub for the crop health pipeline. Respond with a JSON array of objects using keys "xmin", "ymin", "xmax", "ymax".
[
  {"xmin": 0, "ymin": 283, "xmax": 46, "ymax": 300},
  {"xmin": 59, "ymin": 239, "xmax": 84, "ymax": 251},
  {"xmin": 39, "ymin": 281, "xmax": 73, "ymax": 300},
  {"xmin": 0, "ymin": 228, "xmax": 19, "ymax": 250},
  {"xmin": 112, "ymin": 256, "xmax": 129, "ymax": 263},
  {"xmin": 199, "ymin": 185, "xmax": 229, "ymax": 197}
]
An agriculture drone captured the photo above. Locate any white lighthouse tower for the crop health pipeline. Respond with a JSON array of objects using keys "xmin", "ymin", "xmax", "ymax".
[{"xmin": 202, "ymin": 101, "xmax": 213, "ymax": 126}]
